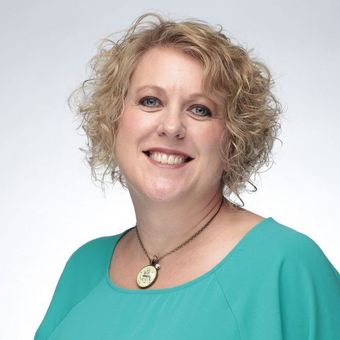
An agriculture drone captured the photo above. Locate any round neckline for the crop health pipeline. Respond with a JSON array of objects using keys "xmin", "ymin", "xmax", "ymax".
[{"xmin": 106, "ymin": 217, "xmax": 274, "ymax": 294}]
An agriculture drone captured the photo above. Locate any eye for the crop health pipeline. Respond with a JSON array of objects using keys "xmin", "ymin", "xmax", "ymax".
[
  {"xmin": 189, "ymin": 104, "xmax": 212, "ymax": 117},
  {"xmin": 138, "ymin": 96, "xmax": 161, "ymax": 108}
]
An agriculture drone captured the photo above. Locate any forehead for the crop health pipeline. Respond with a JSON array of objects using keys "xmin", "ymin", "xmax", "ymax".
[{"xmin": 128, "ymin": 47, "xmax": 205, "ymax": 94}]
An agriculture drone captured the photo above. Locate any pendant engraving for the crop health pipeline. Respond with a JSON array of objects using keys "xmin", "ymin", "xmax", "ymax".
[{"xmin": 136, "ymin": 265, "xmax": 158, "ymax": 288}]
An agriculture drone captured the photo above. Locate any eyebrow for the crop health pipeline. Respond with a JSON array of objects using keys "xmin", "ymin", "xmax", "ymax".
[
  {"xmin": 135, "ymin": 85, "xmax": 215, "ymax": 102},
  {"xmin": 136, "ymin": 85, "xmax": 165, "ymax": 94}
]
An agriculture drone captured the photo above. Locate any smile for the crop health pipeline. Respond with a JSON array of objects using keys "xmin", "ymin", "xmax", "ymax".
[
  {"xmin": 143, "ymin": 150, "xmax": 194, "ymax": 167},
  {"xmin": 150, "ymin": 151, "xmax": 186, "ymax": 165}
]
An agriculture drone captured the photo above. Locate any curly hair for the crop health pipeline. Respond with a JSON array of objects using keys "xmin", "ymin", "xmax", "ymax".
[{"xmin": 69, "ymin": 13, "xmax": 282, "ymax": 207}]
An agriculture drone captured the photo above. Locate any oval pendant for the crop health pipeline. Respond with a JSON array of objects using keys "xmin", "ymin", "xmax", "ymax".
[{"xmin": 136, "ymin": 265, "xmax": 158, "ymax": 288}]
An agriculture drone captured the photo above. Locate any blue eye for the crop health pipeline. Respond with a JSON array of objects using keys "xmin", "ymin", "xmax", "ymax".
[
  {"xmin": 190, "ymin": 105, "xmax": 212, "ymax": 117},
  {"xmin": 139, "ymin": 96, "xmax": 161, "ymax": 107}
]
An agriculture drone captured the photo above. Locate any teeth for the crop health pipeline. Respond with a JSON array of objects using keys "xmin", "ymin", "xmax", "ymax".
[{"xmin": 149, "ymin": 152, "xmax": 186, "ymax": 165}]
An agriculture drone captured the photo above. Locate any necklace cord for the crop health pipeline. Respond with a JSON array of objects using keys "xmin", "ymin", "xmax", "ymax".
[{"xmin": 135, "ymin": 197, "xmax": 225, "ymax": 264}]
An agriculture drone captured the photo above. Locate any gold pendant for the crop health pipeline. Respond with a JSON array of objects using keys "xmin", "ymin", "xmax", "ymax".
[{"xmin": 136, "ymin": 256, "xmax": 161, "ymax": 289}]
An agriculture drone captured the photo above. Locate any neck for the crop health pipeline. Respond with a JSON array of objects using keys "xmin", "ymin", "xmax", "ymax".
[{"xmin": 129, "ymin": 188, "xmax": 229, "ymax": 257}]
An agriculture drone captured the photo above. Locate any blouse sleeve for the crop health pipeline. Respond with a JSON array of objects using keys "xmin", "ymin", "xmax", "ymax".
[
  {"xmin": 278, "ymin": 235, "xmax": 340, "ymax": 339},
  {"xmin": 34, "ymin": 236, "xmax": 114, "ymax": 340},
  {"xmin": 34, "ymin": 255, "xmax": 78, "ymax": 340}
]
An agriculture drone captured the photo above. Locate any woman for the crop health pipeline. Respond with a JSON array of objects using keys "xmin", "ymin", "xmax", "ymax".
[{"xmin": 35, "ymin": 13, "xmax": 339, "ymax": 339}]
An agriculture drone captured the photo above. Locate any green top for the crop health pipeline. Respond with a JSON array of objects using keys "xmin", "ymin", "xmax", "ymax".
[{"xmin": 34, "ymin": 217, "xmax": 340, "ymax": 339}]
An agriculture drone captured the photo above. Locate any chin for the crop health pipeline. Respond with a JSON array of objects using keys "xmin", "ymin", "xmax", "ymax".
[{"xmin": 136, "ymin": 177, "xmax": 188, "ymax": 203}]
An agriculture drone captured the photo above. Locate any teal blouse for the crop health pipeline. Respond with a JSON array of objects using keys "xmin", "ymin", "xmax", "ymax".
[{"xmin": 34, "ymin": 217, "xmax": 340, "ymax": 339}]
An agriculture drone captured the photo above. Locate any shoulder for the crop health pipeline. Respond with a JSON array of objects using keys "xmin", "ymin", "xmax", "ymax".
[
  {"xmin": 224, "ymin": 217, "xmax": 339, "ymax": 282},
  {"xmin": 63, "ymin": 231, "xmax": 128, "ymax": 281},
  {"xmin": 253, "ymin": 217, "xmax": 339, "ymax": 283},
  {"xmin": 66, "ymin": 235, "xmax": 117, "ymax": 269},
  {"xmin": 267, "ymin": 219, "xmax": 340, "ymax": 337},
  {"xmin": 255, "ymin": 217, "xmax": 333, "ymax": 263},
  {"xmin": 215, "ymin": 218, "xmax": 340, "ymax": 339},
  {"xmin": 34, "ymin": 232, "xmax": 124, "ymax": 340}
]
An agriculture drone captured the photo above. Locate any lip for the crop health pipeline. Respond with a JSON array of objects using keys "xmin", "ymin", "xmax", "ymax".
[
  {"xmin": 142, "ymin": 147, "xmax": 194, "ymax": 169},
  {"xmin": 143, "ymin": 147, "xmax": 194, "ymax": 160}
]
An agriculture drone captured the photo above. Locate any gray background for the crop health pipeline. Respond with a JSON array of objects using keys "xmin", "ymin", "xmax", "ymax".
[{"xmin": 1, "ymin": 0, "xmax": 339, "ymax": 338}]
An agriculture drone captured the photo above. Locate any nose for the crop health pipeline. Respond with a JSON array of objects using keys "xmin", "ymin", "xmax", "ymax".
[{"xmin": 156, "ymin": 108, "xmax": 186, "ymax": 139}]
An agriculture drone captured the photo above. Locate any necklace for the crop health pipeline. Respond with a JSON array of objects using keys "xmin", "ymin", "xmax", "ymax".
[{"xmin": 135, "ymin": 198, "xmax": 224, "ymax": 289}]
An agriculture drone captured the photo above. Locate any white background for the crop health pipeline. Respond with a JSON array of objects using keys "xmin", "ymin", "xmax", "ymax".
[{"xmin": 1, "ymin": 0, "xmax": 339, "ymax": 338}]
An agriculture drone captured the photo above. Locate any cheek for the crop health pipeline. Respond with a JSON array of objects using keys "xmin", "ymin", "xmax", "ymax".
[
  {"xmin": 117, "ymin": 109, "xmax": 154, "ymax": 138},
  {"xmin": 199, "ymin": 126, "xmax": 224, "ymax": 154},
  {"xmin": 114, "ymin": 109, "xmax": 156, "ymax": 162},
  {"xmin": 115, "ymin": 112, "xmax": 136, "ymax": 160},
  {"xmin": 117, "ymin": 112, "xmax": 137, "ymax": 137},
  {"xmin": 197, "ymin": 127, "xmax": 226, "ymax": 177}
]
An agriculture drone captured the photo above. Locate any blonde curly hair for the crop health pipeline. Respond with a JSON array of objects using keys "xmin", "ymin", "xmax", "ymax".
[{"xmin": 69, "ymin": 13, "xmax": 282, "ymax": 207}]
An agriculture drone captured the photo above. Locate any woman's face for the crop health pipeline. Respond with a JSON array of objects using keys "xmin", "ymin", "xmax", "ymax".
[{"xmin": 115, "ymin": 47, "xmax": 226, "ymax": 203}]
